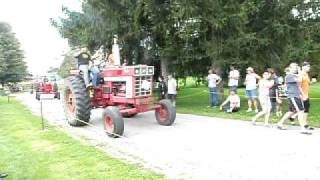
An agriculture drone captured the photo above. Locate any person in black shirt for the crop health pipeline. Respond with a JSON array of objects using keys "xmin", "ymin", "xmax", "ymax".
[
  {"xmin": 158, "ymin": 76, "xmax": 167, "ymax": 100},
  {"xmin": 74, "ymin": 47, "xmax": 91, "ymax": 87}
]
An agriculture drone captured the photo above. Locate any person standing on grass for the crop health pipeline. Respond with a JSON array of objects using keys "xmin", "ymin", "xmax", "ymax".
[
  {"xmin": 219, "ymin": 90, "xmax": 241, "ymax": 113},
  {"xmin": 228, "ymin": 64, "xmax": 240, "ymax": 92},
  {"xmin": 300, "ymin": 62, "xmax": 314, "ymax": 130},
  {"xmin": 158, "ymin": 76, "xmax": 167, "ymax": 100},
  {"xmin": 167, "ymin": 74, "xmax": 177, "ymax": 107},
  {"xmin": 207, "ymin": 69, "xmax": 222, "ymax": 107},
  {"xmin": 277, "ymin": 63, "xmax": 311, "ymax": 133},
  {"xmin": 252, "ymin": 71, "xmax": 274, "ymax": 126},
  {"xmin": 244, "ymin": 67, "xmax": 261, "ymax": 113}
]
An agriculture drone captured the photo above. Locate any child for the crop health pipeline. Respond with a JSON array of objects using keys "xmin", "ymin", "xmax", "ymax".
[
  {"xmin": 252, "ymin": 71, "xmax": 274, "ymax": 126},
  {"xmin": 275, "ymin": 76, "xmax": 287, "ymax": 117},
  {"xmin": 219, "ymin": 90, "xmax": 240, "ymax": 113}
]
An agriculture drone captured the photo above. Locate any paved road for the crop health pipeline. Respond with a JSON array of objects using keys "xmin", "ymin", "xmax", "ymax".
[{"xmin": 17, "ymin": 93, "xmax": 320, "ymax": 180}]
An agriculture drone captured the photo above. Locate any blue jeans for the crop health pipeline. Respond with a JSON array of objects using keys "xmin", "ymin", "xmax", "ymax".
[
  {"xmin": 91, "ymin": 66, "xmax": 100, "ymax": 87},
  {"xmin": 209, "ymin": 87, "xmax": 219, "ymax": 106},
  {"xmin": 79, "ymin": 65, "xmax": 89, "ymax": 86}
]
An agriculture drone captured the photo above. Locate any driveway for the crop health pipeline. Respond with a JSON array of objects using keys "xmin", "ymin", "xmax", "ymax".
[{"xmin": 16, "ymin": 93, "xmax": 320, "ymax": 180}]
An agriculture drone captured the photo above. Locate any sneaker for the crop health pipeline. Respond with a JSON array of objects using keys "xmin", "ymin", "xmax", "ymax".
[
  {"xmin": 264, "ymin": 123, "xmax": 271, "ymax": 128},
  {"xmin": 227, "ymin": 109, "xmax": 232, "ymax": 113},
  {"xmin": 246, "ymin": 108, "xmax": 253, "ymax": 112},
  {"xmin": 304, "ymin": 125, "xmax": 315, "ymax": 130},
  {"xmin": 277, "ymin": 125, "xmax": 286, "ymax": 130},
  {"xmin": 300, "ymin": 129, "xmax": 312, "ymax": 135},
  {"xmin": 255, "ymin": 109, "xmax": 259, "ymax": 113}
]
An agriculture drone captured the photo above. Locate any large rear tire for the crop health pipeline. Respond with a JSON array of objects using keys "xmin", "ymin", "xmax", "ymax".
[
  {"xmin": 103, "ymin": 106, "xmax": 124, "ymax": 138},
  {"xmin": 63, "ymin": 76, "xmax": 91, "ymax": 126},
  {"xmin": 155, "ymin": 99, "xmax": 176, "ymax": 126}
]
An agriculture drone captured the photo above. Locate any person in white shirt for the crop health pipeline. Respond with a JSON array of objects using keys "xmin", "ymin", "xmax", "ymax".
[
  {"xmin": 228, "ymin": 64, "xmax": 240, "ymax": 92},
  {"xmin": 207, "ymin": 69, "xmax": 222, "ymax": 107},
  {"xmin": 244, "ymin": 67, "xmax": 261, "ymax": 113},
  {"xmin": 167, "ymin": 74, "xmax": 177, "ymax": 106},
  {"xmin": 252, "ymin": 71, "xmax": 274, "ymax": 126},
  {"xmin": 219, "ymin": 90, "xmax": 240, "ymax": 113}
]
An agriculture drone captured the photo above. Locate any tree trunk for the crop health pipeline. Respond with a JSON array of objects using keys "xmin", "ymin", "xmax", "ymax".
[{"xmin": 161, "ymin": 58, "xmax": 169, "ymax": 78}]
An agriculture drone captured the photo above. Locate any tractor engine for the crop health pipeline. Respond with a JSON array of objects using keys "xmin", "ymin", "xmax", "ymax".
[{"xmin": 91, "ymin": 65, "xmax": 154, "ymax": 107}]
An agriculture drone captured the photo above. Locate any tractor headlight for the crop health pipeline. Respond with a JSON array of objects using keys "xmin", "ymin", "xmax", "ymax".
[
  {"xmin": 148, "ymin": 67, "xmax": 154, "ymax": 75},
  {"xmin": 134, "ymin": 68, "xmax": 140, "ymax": 75},
  {"xmin": 141, "ymin": 67, "xmax": 147, "ymax": 75}
]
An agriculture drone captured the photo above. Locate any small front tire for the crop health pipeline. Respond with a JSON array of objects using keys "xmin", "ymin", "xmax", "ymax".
[{"xmin": 103, "ymin": 107, "xmax": 124, "ymax": 138}]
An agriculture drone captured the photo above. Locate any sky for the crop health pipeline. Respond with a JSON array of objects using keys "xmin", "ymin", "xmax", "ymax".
[{"xmin": 0, "ymin": 0, "xmax": 82, "ymax": 75}]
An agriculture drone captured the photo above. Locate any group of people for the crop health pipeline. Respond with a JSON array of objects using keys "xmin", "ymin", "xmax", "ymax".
[{"xmin": 207, "ymin": 62, "xmax": 315, "ymax": 133}]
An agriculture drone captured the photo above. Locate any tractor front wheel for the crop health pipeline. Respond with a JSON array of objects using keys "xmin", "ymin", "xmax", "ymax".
[
  {"xmin": 155, "ymin": 99, "xmax": 176, "ymax": 126},
  {"xmin": 103, "ymin": 107, "xmax": 124, "ymax": 138}
]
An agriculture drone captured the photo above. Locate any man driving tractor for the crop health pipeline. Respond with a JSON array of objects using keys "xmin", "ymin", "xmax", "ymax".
[{"xmin": 74, "ymin": 47, "xmax": 91, "ymax": 87}]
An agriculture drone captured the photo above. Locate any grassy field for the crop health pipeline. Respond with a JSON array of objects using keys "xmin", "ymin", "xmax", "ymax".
[
  {"xmin": 0, "ymin": 97, "xmax": 164, "ymax": 180},
  {"xmin": 176, "ymin": 82, "xmax": 320, "ymax": 127}
]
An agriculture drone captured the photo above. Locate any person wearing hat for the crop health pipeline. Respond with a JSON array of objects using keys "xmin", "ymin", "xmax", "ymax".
[{"xmin": 244, "ymin": 67, "xmax": 261, "ymax": 113}]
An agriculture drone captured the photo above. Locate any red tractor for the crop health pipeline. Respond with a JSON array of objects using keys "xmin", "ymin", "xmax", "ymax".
[
  {"xmin": 32, "ymin": 77, "xmax": 60, "ymax": 100},
  {"xmin": 63, "ymin": 65, "xmax": 176, "ymax": 137}
]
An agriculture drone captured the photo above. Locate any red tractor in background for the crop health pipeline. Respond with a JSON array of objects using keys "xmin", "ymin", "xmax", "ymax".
[
  {"xmin": 31, "ymin": 76, "xmax": 60, "ymax": 100},
  {"xmin": 63, "ymin": 65, "xmax": 176, "ymax": 137}
]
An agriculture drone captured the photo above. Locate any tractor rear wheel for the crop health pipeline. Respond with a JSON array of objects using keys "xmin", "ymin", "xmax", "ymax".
[
  {"xmin": 155, "ymin": 99, "xmax": 176, "ymax": 126},
  {"xmin": 103, "ymin": 106, "xmax": 124, "ymax": 138},
  {"xmin": 63, "ymin": 75, "xmax": 91, "ymax": 126}
]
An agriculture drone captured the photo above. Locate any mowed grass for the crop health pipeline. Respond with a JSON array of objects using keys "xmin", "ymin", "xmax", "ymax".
[
  {"xmin": 0, "ymin": 97, "xmax": 164, "ymax": 180},
  {"xmin": 176, "ymin": 82, "xmax": 320, "ymax": 127}
]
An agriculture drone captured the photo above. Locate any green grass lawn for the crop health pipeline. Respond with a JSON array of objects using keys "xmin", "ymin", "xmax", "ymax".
[
  {"xmin": 176, "ymin": 83, "xmax": 320, "ymax": 127},
  {"xmin": 0, "ymin": 97, "xmax": 164, "ymax": 180}
]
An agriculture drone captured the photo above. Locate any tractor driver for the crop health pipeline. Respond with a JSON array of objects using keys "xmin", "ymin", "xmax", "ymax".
[
  {"xmin": 90, "ymin": 45, "xmax": 105, "ymax": 87},
  {"xmin": 74, "ymin": 47, "xmax": 91, "ymax": 87}
]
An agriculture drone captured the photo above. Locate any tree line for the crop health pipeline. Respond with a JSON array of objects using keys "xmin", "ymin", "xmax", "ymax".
[
  {"xmin": 52, "ymin": 0, "xmax": 320, "ymax": 80},
  {"xmin": 0, "ymin": 22, "xmax": 27, "ymax": 86}
]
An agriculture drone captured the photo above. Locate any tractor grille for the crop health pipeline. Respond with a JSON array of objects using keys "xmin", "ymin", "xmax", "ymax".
[{"xmin": 135, "ymin": 76, "xmax": 152, "ymax": 97}]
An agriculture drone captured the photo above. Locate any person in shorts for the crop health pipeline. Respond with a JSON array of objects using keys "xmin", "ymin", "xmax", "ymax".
[
  {"xmin": 244, "ymin": 67, "xmax": 260, "ymax": 113},
  {"xmin": 277, "ymin": 63, "xmax": 310, "ymax": 133},
  {"xmin": 167, "ymin": 74, "xmax": 177, "ymax": 106},
  {"xmin": 252, "ymin": 71, "xmax": 274, "ymax": 126},
  {"xmin": 300, "ymin": 62, "xmax": 314, "ymax": 130},
  {"xmin": 219, "ymin": 90, "xmax": 240, "ymax": 113}
]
